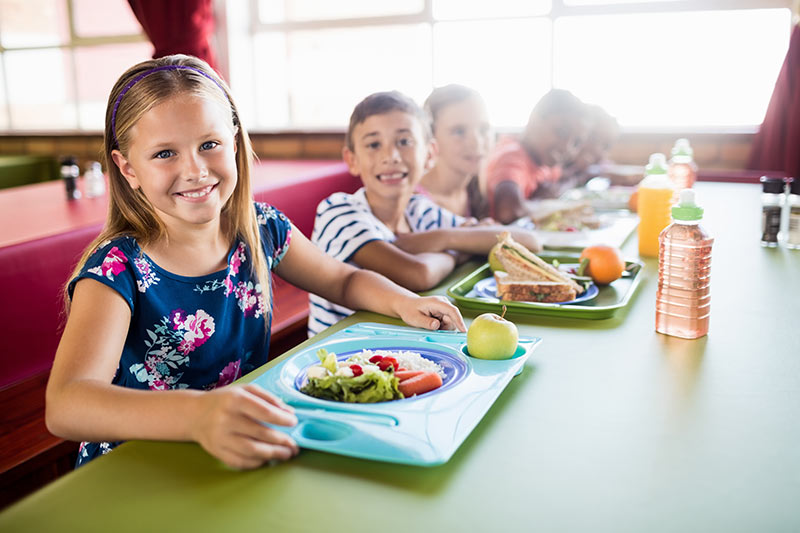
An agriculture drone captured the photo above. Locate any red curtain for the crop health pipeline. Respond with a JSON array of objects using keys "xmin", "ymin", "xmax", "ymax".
[
  {"xmin": 748, "ymin": 24, "xmax": 800, "ymax": 178},
  {"xmin": 128, "ymin": 0, "xmax": 217, "ymax": 71}
]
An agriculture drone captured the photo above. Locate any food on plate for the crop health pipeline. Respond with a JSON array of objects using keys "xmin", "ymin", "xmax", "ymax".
[
  {"xmin": 398, "ymin": 372, "xmax": 443, "ymax": 397},
  {"xmin": 301, "ymin": 348, "xmax": 446, "ymax": 402},
  {"xmin": 488, "ymin": 243, "xmax": 505, "ymax": 272},
  {"xmin": 494, "ymin": 272, "xmax": 578, "ymax": 303},
  {"xmin": 579, "ymin": 245, "xmax": 625, "ymax": 285},
  {"xmin": 528, "ymin": 199, "xmax": 603, "ymax": 232},
  {"xmin": 466, "ymin": 307, "xmax": 519, "ymax": 360},
  {"xmin": 492, "ymin": 232, "xmax": 585, "ymax": 303}
]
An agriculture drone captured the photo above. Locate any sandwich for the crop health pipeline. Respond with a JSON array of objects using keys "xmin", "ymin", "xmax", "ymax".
[
  {"xmin": 492, "ymin": 231, "xmax": 584, "ymax": 303},
  {"xmin": 494, "ymin": 272, "xmax": 579, "ymax": 303},
  {"xmin": 528, "ymin": 199, "xmax": 602, "ymax": 231}
]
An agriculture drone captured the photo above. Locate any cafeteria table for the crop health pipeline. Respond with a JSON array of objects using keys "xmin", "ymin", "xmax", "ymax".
[{"xmin": 0, "ymin": 181, "xmax": 798, "ymax": 532}]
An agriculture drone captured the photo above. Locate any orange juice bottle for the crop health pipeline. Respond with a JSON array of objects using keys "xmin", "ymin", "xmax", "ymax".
[{"xmin": 637, "ymin": 153, "xmax": 674, "ymax": 258}]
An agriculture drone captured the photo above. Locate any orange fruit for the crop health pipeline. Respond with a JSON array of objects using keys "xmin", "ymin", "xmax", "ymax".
[
  {"xmin": 579, "ymin": 245, "xmax": 625, "ymax": 285},
  {"xmin": 628, "ymin": 189, "xmax": 639, "ymax": 212}
]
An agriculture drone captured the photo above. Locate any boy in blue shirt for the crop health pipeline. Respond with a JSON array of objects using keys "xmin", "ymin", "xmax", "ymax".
[{"xmin": 309, "ymin": 91, "xmax": 539, "ymax": 336}]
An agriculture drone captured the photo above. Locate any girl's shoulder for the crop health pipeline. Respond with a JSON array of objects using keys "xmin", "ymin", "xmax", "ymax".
[
  {"xmin": 253, "ymin": 201, "xmax": 289, "ymax": 227},
  {"xmin": 85, "ymin": 235, "xmax": 141, "ymax": 265}
]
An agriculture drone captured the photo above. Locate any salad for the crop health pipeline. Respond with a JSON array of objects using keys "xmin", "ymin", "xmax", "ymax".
[{"xmin": 301, "ymin": 348, "xmax": 445, "ymax": 403}]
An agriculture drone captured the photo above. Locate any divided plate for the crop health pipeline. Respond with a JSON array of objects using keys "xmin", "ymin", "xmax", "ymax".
[{"xmin": 252, "ymin": 322, "xmax": 541, "ymax": 466}]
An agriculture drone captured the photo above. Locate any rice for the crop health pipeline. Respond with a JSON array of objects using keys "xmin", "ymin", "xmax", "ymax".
[{"xmin": 348, "ymin": 349, "xmax": 445, "ymax": 378}]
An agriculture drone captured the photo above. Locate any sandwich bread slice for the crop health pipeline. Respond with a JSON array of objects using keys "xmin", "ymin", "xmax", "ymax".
[
  {"xmin": 494, "ymin": 271, "xmax": 577, "ymax": 303},
  {"xmin": 494, "ymin": 231, "xmax": 584, "ymax": 295}
]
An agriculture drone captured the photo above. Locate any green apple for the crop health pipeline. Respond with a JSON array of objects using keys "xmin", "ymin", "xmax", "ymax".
[
  {"xmin": 488, "ymin": 243, "xmax": 505, "ymax": 272},
  {"xmin": 466, "ymin": 311, "xmax": 518, "ymax": 360}
]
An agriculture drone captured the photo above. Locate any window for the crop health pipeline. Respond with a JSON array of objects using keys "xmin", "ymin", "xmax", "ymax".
[
  {"xmin": 227, "ymin": 0, "xmax": 793, "ymax": 131},
  {"xmin": 0, "ymin": 0, "xmax": 150, "ymax": 131}
]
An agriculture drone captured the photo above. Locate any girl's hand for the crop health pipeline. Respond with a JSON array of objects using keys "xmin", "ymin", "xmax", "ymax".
[
  {"xmin": 191, "ymin": 384, "xmax": 299, "ymax": 469},
  {"xmin": 395, "ymin": 295, "xmax": 466, "ymax": 332}
]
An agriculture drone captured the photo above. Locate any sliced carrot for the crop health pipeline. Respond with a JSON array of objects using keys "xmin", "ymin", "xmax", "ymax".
[
  {"xmin": 395, "ymin": 370, "xmax": 424, "ymax": 382},
  {"xmin": 398, "ymin": 372, "xmax": 443, "ymax": 397}
]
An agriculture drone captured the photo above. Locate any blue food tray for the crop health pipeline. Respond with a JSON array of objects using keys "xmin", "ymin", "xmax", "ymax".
[{"xmin": 252, "ymin": 322, "xmax": 541, "ymax": 466}]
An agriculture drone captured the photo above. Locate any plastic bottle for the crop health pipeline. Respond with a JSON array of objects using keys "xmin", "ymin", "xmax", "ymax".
[
  {"xmin": 60, "ymin": 156, "xmax": 81, "ymax": 201},
  {"xmin": 83, "ymin": 161, "xmax": 106, "ymax": 198},
  {"xmin": 637, "ymin": 153, "xmax": 674, "ymax": 258},
  {"xmin": 656, "ymin": 189, "xmax": 713, "ymax": 339},
  {"xmin": 760, "ymin": 176, "xmax": 784, "ymax": 247},
  {"xmin": 668, "ymin": 138, "xmax": 697, "ymax": 192},
  {"xmin": 787, "ymin": 177, "xmax": 800, "ymax": 249}
]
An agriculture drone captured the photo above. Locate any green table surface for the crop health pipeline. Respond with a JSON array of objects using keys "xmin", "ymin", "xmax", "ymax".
[{"xmin": 2, "ymin": 182, "xmax": 799, "ymax": 532}]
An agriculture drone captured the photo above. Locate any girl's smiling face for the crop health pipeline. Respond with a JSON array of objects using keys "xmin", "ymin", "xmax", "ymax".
[
  {"xmin": 112, "ymin": 93, "xmax": 238, "ymax": 231},
  {"xmin": 433, "ymin": 97, "xmax": 492, "ymax": 177}
]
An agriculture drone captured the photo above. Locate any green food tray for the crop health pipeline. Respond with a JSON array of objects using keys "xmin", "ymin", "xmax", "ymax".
[{"xmin": 447, "ymin": 253, "xmax": 644, "ymax": 319}]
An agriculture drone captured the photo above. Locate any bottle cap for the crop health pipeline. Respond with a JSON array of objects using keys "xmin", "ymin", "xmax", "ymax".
[
  {"xmin": 671, "ymin": 138, "xmax": 693, "ymax": 158},
  {"xmin": 645, "ymin": 153, "xmax": 668, "ymax": 175},
  {"xmin": 671, "ymin": 189, "xmax": 703, "ymax": 221},
  {"xmin": 788, "ymin": 177, "xmax": 799, "ymax": 195},
  {"xmin": 760, "ymin": 176, "xmax": 784, "ymax": 194}
]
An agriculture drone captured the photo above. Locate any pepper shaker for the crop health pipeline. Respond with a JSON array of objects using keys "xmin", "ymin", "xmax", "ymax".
[
  {"xmin": 60, "ymin": 156, "xmax": 81, "ymax": 201},
  {"xmin": 760, "ymin": 176, "xmax": 784, "ymax": 247}
]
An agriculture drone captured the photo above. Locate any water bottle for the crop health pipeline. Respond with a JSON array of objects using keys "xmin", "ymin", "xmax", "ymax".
[
  {"xmin": 656, "ymin": 189, "xmax": 713, "ymax": 339},
  {"xmin": 637, "ymin": 153, "xmax": 674, "ymax": 258},
  {"xmin": 668, "ymin": 138, "xmax": 697, "ymax": 192},
  {"xmin": 60, "ymin": 156, "xmax": 81, "ymax": 201},
  {"xmin": 83, "ymin": 161, "xmax": 106, "ymax": 198}
]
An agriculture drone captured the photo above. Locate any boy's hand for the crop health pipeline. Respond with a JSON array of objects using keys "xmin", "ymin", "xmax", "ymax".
[
  {"xmin": 191, "ymin": 384, "xmax": 299, "ymax": 469},
  {"xmin": 508, "ymin": 230, "xmax": 542, "ymax": 253},
  {"xmin": 395, "ymin": 295, "xmax": 466, "ymax": 332}
]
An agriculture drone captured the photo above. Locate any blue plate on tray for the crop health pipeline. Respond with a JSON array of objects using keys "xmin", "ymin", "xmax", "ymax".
[
  {"xmin": 251, "ymin": 323, "xmax": 541, "ymax": 466},
  {"xmin": 293, "ymin": 347, "xmax": 470, "ymax": 400},
  {"xmin": 470, "ymin": 277, "xmax": 599, "ymax": 304}
]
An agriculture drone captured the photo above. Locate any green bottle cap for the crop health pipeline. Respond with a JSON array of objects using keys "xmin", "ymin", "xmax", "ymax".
[
  {"xmin": 645, "ymin": 153, "xmax": 668, "ymax": 175},
  {"xmin": 671, "ymin": 138, "xmax": 693, "ymax": 158},
  {"xmin": 671, "ymin": 189, "xmax": 703, "ymax": 221}
]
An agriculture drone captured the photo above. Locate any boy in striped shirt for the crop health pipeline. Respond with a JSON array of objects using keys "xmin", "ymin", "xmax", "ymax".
[{"xmin": 308, "ymin": 91, "xmax": 540, "ymax": 336}]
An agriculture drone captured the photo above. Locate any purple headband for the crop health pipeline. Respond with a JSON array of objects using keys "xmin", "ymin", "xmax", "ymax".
[{"xmin": 110, "ymin": 65, "xmax": 229, "ymax": 146}]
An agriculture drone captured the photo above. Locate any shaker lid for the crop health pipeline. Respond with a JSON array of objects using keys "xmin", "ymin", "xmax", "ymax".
[
  {"xmin": 760, "ymin": 176, "xmax": 784, "ymax": 194},
  {"xmin": 789, "ymin": 177, "xmax": 799, "ymax": 195}
]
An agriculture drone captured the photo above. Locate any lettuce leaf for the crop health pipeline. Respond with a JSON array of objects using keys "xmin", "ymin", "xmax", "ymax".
[{"xmin": 301, "ymin": 370, "xmax": 403, "ymax": 403}]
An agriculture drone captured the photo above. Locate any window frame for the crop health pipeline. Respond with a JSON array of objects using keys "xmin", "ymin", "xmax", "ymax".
[
  {"xmin": 242, "ymin": 0, "xmax": 794, "ymax": 134},
  {"xmin": 0, "ymin": 0, "xmax": 147, "ymax": 131}
]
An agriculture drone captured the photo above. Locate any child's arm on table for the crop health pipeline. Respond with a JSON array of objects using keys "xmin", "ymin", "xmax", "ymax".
[
  {"xmin": 392, "ymin": 226, "xmax": 540, "ymax": 255},
  {"xmin": 46, "ymin": 280, "xmax": 298, "ymax": 470},
  {"xmin": 275, "ymin": 227, "xmax": 466, "ymax": 331}
]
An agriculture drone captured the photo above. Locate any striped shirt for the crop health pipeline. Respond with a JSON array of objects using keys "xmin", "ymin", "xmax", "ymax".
[{"xmin": 308, "ymin": 187, "xmax": 464, "ymax": 336}]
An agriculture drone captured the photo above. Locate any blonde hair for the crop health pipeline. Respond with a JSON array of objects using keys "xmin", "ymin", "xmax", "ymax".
[{"xmin": 65, "ymin": 55, "xmax": 271, "ymax": 319}]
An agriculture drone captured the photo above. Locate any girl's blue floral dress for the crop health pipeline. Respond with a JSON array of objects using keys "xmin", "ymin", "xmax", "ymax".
[{"xmin": 67, "ymin": 203, "xmax": 291, "ymax": 467}]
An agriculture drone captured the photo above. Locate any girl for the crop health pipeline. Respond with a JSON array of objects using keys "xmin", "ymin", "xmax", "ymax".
[
  {"xmin": 419, "ymin": 84, "xmax": 494, "ymax": 220},
  {"xmin": 45, "ymin": 55, "xmax": 465, "ymax": 470}
]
